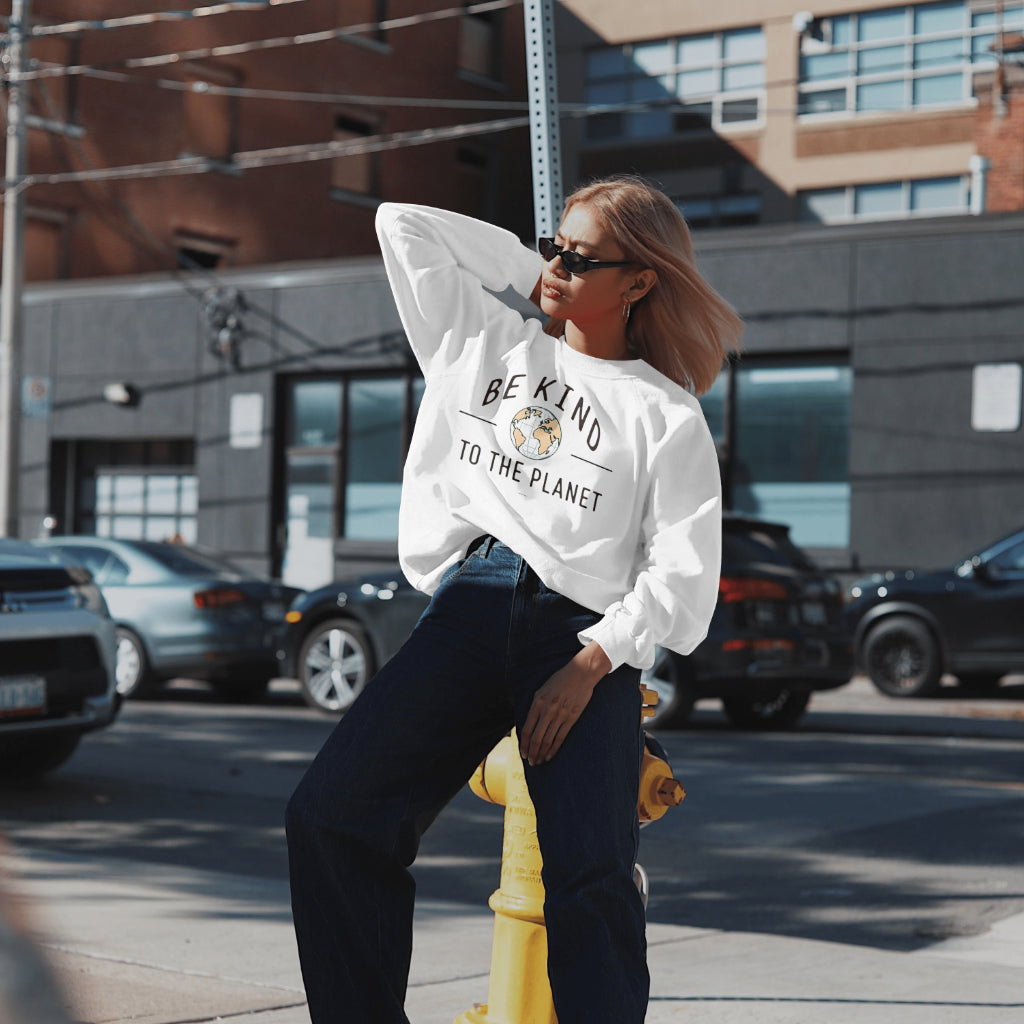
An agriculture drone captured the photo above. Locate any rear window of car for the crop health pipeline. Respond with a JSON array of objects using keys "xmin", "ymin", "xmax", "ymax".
[{"xmin": 724, "ymin": 523, "xmax": 817, "ymax": 571}]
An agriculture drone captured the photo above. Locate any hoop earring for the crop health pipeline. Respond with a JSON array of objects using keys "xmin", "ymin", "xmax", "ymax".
[{"xmin": 621, "ymin": 300, "xmax": 632, "ymax": 325}]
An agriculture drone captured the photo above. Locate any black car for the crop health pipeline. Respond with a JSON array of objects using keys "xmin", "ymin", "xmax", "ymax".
[
  {"xmin": 845, "ymin": 526, "xmax": 1024, "ymax": 698},
  {"xmin": 640, "ymin": 515, "xmax": 851, "ymax": 729},
  {"xmin": 282, "ymin": 516, "xmax": 852, "ymax": 730}
]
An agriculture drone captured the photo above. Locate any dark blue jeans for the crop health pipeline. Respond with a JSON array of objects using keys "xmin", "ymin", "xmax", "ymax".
[{"xmin": 286, "ymin": 537, "xmax": 648, "ymax": 1024}]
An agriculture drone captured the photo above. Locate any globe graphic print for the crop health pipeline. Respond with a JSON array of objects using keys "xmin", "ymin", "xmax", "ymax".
[{"xmin": 510, "ymin": 406, "xmax": 561, "ymax": 460}]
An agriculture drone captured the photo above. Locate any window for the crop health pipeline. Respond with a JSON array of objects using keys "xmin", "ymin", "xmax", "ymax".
[
  {"xmin": 585, "ymin": 26, "xmax": 764, "ymax": 141},
  {"xmin": 706, "ymin": 365, "xmax": 852, "ymax": 549},
  {"xmin": 459, "ymin": 6, "xmax": 502, "ymax": 81},
  {"xmin": 678, "ymin": 194, "xmax": 762, "ymax": 229},
  {"xmin": 331, "ymin": 113, "xmax": 379, "ymax": 200},
  {"xmin": 282, "ymin": 374, "xmax": 424, "ymax": 587},
  {"xmin": 63, "ymin": 440, "xmax": 197, "ymax": 542},
  {"xmin": 798, "ymin": 2, "xmax": 1024, "ymax": 117},
  {"xmin": 798, "ymin": 175, "xmax": 969, "ymax": 222}
]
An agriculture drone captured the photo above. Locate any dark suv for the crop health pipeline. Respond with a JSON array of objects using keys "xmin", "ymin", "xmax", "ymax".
[
  {"xmin": 281, "ymin": 516, "xmax": 852, "ymax": 730},
  {"xmin": 845, "ymin": 525, "xmax": 1024, "ymax": 698},
  {"xmin": 640, "ymin": 516, "xmax": 851, "ymax": 729}
]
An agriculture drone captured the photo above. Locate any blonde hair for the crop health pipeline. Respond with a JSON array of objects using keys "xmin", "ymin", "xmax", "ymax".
[{"xmin": 543, "ymin": 175, "xmax": 742, "ymax": 395}]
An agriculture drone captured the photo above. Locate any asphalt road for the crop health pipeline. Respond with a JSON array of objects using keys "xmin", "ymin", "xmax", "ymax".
[{"xmin": 2, "ymin": 675, "xmax": 1023, "ymax": 1023}]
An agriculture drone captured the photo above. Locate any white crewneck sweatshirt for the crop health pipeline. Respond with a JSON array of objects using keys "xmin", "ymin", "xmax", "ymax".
[{"xmin": 376, "ymin": 203, "xmax": 722, "ymax": 672}]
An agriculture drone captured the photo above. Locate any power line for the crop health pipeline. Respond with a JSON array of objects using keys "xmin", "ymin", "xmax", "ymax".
[
  {"xmin": 25, "ymin": 0, "xmax": 312, "ymax": 38},
  {"xmin": 8, "ymin": 0, "xmax": 522, "ymax": 81},
  {"xmin": 75, "ymin": 65, "xmax": 535, "ymax": 111},
  {"xmin": 4, "ymin": 114, "xmax": 531, "ymax": 191}
]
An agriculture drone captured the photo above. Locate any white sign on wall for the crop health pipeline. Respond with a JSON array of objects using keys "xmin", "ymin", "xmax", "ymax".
[
  {"xmin": 229, "ymin": 392, "xmax": 264, "ymax": 449},
  {"xmin": 971, "ymin": 363, "xmax": 1022, "ymax": 432}
]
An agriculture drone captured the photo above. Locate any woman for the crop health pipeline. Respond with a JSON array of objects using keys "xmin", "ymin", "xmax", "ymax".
[{"xmin": 286, "ymin": 175, "xmax": 742, "ymax": 1024}]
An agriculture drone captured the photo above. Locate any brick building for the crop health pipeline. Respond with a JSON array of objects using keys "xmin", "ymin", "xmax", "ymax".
[{"xmin": 7, "ymin": 0, "xmax": 535, "ymax": 282}]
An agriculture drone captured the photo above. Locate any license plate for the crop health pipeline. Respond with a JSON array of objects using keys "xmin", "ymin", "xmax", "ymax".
[
  {"xmin": 0, "ymin": 676, "xmax": 46, "ymax": 718},
  {"xmin": 262, "ymin": 602, "xmax": 286, "ymax": 622},
  {"xmin": 802, "ymin": 601, "xmax": 827, "ymax": 626}
]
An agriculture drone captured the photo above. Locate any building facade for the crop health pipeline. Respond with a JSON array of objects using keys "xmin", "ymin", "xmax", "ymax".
[
  {"xmin": 7, "ymin": 0, "xmax": 535, "ymax": 281},
  {"xmin": 5, "ymin": 0, "xmax": 1024, "ymax": 592}
]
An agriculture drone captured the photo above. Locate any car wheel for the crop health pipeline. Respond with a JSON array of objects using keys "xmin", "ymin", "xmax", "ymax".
[
  {"xmin": 721, "ymin": 690, "xmax": 811, "ymax": 730},
  {"xmin": 297, "ymin": 618, "xmax": 375, "ymax": 715},
  {"xmin": 862, "ymin": 616, "xmax": 942, "ymax": 698},
  {"xmin": 957, "ymin": 672, "xmax": 1002, "ymax": 694},
  {"xmin": 0, "ymin": 732, "xmax": 81, "ymax": 780},
  {"xmin": 640, "ymin": 649, "xmax": 696, "ymax": 729},
  {"xmin": 115, "ymin": 627, "xmax": 159, "ymax": 699}
]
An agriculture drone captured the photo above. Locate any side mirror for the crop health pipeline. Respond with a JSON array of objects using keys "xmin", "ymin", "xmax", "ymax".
[{"xmin": 971, "ymin": 558, "xmax": 994, "ymax": 582}]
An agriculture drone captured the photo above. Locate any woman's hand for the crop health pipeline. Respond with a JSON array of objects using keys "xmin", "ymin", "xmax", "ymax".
[{"xmin": 519, "ymin": 641, "xmax": 612, "ymax": 765}]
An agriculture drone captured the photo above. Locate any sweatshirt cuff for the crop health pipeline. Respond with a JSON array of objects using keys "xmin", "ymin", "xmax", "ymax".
[{"xmin": 578, "ymin": 614, "xmax": 656, "ymax": 673}]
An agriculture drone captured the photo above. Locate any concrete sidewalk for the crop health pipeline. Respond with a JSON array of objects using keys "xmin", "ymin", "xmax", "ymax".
[{"xmin": 9, "ymin": 845, "xmax": 1024, "ymax": 1024}]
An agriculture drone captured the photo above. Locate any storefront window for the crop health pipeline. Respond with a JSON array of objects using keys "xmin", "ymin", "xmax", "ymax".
[
  {"xmin": 731, "ymin": 365, "xmax": 852, "ymax": 548},
  {"xmin": 345, "ymin": 378, "xmax": 406, "ymax": 540}
]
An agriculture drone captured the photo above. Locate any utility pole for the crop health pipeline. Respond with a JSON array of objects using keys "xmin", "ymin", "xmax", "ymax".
[
  {"xmin": 0, "ymin": 0, "xmax": 29, "ymax": 538},
  {"xmin": 523, "ymin": 0, "xmax": 562, "ymax": 238}
]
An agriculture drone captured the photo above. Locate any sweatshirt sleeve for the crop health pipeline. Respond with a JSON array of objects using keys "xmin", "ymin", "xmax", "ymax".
[
  {"xmin": 376, "ymin": 203, "xmax": 543, "ymax": 377},
  {"xmin": 578, "ymin": 408, "xmax": 723, "ymax": 672}
]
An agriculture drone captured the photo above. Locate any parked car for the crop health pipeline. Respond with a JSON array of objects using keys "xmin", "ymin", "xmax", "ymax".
[
  {"xmin": 845, "ymin": 526, "xmax": 1024, "ymax": 698},
  {"xmin": 33, "ymin": 537, "xmax": 302, "ymax": 701},
  {"xmin": 282, "ymin": 516, "xmax": 852, "ymax": 730},
  {"xmin": 0, "ymin": 539, "xmax": 118, "ymax": 779}
]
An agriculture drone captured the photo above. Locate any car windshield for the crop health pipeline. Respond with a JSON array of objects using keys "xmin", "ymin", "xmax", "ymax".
[
  {"xmin": 134, "ymin": 542, "xmax": 252, "ymax": 579},
  {"xmin": 724, "ymin": 523, "xmax": 817, "ymax": 571}
]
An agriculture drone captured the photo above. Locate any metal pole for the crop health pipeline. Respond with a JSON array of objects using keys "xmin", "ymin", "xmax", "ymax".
[
  {"xmin": 0, "ymin": 0, "xmax": 29, "ymax": 538},
  {"xmin": 523, "ymin": 0, "xmax": 562, "ymax": 238}
]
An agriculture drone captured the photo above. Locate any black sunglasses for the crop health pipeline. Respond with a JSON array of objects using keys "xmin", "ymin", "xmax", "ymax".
[{"xmin": 537, "ymin": 237, "xmax": 631, "ymax": 275}]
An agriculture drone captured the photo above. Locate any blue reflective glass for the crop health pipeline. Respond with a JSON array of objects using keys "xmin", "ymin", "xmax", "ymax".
[
  {"xmin": 914, "ymin": 1, "xmax": 964, "ymax": 36},
  {"xmin": 858, "ymin": 7, "xmax": 908, "ymax": 42},
  {"xmin": 801, "ymin": 50, "xmax": 850, "ymax": 81},
  {"xmin": 832, "ymin": 15, "xmax": 853, "ymax": 46},
  {"xmin": 914, "ymin": 37, "xmax": 963, "ymax": 68},
  {"xmin": 910, "ymin": 176, "xmax": 964, "ymax": 210},
  {"xmin": 723, "ymin": 26, "xmax": 764, "ymax": 61},
  {"xmin": 586, "ymin": 81, "xmax": 626, "ymax": 104},
  {"xmin": 855, "ymin": 181, "xmax": 903, "ymax": 216},
  {"xmin": 677, "ymin": 67, "xmax": 717, "ymax": 97},
  {"xmin": 292, "ymin": 381, "xmax": 341, "ymax": 448},
  {"xmin": 858, "ymin": 43, "xmax": 906, "ymax": 73},
  {"xmin": 856, "ymin": 79, "xmax": 906, "ymax": 110},
  {"xmin": 913, "ymin": 72, "xmax": 963, "ymax": 104},
  {"xmin": 678, "ymin": 34, "xmax": 718, "ymax": 66},
  {"xmin": 632, "ymin": 40, "xmax": 674, "ymax": 75},
  {"xmin": 798, "ymin": 189, "xmax": 848, "ymax": 222},
  {"xmin": 586, "ymin": 47, "xmax": 630, "ymax": 79},
  {"xmin": 723, "ymin": 62, "xmax": 763, "ymax": 90}
]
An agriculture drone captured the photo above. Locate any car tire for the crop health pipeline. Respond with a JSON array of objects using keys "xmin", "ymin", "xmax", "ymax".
[
  {"xmin": 115, "ymin": 627, "xmax": 160, "ymax": 699},
  {"xmin": 0, "ymin": 732, "xmax": 81, "ymax": 780},
  {"xmin": 297, "ymin": 618, "xmax": 375, "ymax": 715},
  {"xmin": 862, "ymin": 615, "xmax": 942, "ymax": 698},
  {"xmin": 640, "ymin": 649, "xmax": 696, "ymax": 729},
  {"xmin": 721, "ymin": 690, "xmax": 811, "ymax": 730}
]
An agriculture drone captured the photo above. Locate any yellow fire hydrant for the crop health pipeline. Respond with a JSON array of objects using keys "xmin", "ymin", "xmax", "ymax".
[{"xmin": 454, "ymin": 686, "xmax": 683, "ymax": 1024}]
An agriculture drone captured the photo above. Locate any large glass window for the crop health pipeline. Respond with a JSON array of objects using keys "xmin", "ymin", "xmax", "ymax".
[
  {"xmin": 585, "ymin": 26, "xmax": 764, "ymax": 141},
  {"xmin": 798, "ymin": 175, "xmax": 969, "ymax": 222},
  {"xmin": 282, "ymin": 373, "xmax": 423, "ymax": 587},
  {"xmin": 797, "ymin": 2, "xmax": 1024, "ymax": 117},
  {"xmin": 707, "ymin": 365, "xmax": 851, "ymax": 549},
  {"xmin": 731, "ymin": 366, "xmax": 852, "ymax": 548}
]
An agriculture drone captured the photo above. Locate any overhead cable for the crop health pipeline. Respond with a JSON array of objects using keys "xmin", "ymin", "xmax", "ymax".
[
  {"xmin": 26, "ymin": 0, "xmax": 311, "ymax": 38},
  {"xmin": 9, "ymin": 0, "xmax": 522, "ymax": 80},
  {"xmin": 5, "ymin": 114, "xmax": 531, "ymax": 190}
]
